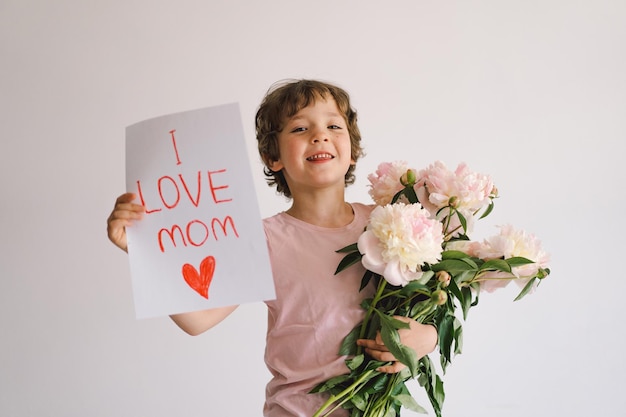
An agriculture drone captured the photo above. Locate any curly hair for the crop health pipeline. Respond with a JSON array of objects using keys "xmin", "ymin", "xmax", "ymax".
[{"xmin": 255, "ymin": 79, "xmax": 364, "ymax": 198}]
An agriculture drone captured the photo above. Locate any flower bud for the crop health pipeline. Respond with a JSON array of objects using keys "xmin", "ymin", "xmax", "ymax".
[
  {"xmin": 448, "ymin": 196, "xmax": 458, "ymax": 208},
  {"xmin": 436, "ymin": 270, "xmax": 451, "ymax": 287},
  {"xmin": 400, "ymin": 169, "xmax": 417, "ymax": 186},
  {"xmin": 431, "ymin": 290, "xmax": 448, "ymax": 305},
  {"xmin": 490, "ymin": 186, "xmax": 499, "ymax": 198}
]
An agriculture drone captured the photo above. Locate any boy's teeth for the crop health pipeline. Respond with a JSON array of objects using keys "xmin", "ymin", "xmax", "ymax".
[{"xmin": 307, "ymin": 153, "xmax": 332, "ymax": 161}]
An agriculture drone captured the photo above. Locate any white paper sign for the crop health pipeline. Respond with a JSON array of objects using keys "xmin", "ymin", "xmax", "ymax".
[{"xmin": 125, "ymin": 104, "xmax": 275, "ymax": 319}]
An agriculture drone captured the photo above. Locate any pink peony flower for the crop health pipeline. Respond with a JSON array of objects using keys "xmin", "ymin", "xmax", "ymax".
[
  {"xmin": 367, "ymin": 161, "xmax": 414, "ymax": 206},
  {"xmin": 414, "ymin": 161, "xmax": 494, "ymax": 234},
  {"xmin": 444, "ymin": 240, "xmax": 481, "ymax": 257},
  {"xmin": 473, "ymin": 224, "xmax": 551, "ymax": 293},
  {"xmin": 357, "ymin": 203, "xmax": 444, "ymax": 286}
]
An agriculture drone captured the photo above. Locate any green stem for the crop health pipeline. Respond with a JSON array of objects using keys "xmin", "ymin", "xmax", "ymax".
[
  {"xmin": 397, "ymin": 291, "xmax": 432, "ymax": 313},
  {"xmin": 410, "ymin": 303, "xmax": 436, "ymax": 322},
  {"xmin": 367, "ymin": 373, "xmax": 402, "ymax": 417},
  {"xmin": 474, "ymin": 273, "xmax": 536, "ymax": 283},
  {"xmin": 469, "ymin": 270, "xmax": 538, "ymax": 286},
  {"xmin": 358, "ymin": 277, "xmax": 388, "ymax": 349},
  {"xmin": 311, "ymin": 369, "xmax": 379, "ymax": 417}
]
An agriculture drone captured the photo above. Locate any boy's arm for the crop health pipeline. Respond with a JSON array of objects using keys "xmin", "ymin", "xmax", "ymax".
[
  {"xmin": 107, "ymin": 192, "xmax": 144, "ymax": 252},
  {"xmin": 356, "ymin": 318, "xmax": 438, "ymax": 374},
  {"xmin": 169, "ymin": 305, "xmax": 239, "ymax": 336},
  {"xmin": 107, "ymin": 192, "xmax": 239, "ymax": 335}
]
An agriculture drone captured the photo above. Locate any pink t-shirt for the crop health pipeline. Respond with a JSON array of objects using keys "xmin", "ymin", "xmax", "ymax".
[{"xmin": 262, "ymin": 203, "xmax": 375, "ymax": 417}]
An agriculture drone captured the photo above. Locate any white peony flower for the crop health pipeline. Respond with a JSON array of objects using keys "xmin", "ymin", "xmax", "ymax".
[
  {"xmin": 357, "ymin": 203, "xmax": 444, "ymax": 286},
  {"xmin": 474, "ymin": 224, "xmax": 551, "ymax": 292}
]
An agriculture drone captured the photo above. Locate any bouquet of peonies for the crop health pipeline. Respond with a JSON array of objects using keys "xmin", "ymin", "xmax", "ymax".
[{"xmin": 311, "ymin": 161, "xmax": 551, "ymax": 417}]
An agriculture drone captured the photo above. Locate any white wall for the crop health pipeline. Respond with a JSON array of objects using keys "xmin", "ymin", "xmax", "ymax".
[{"xmin": 2, "ymin": 1, "xmax": 625, "ymax": 416}]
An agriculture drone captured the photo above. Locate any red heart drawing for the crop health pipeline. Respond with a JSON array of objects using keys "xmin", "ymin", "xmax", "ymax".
[{"xmin": 182, "ymin": 256, "xmax": 216, "ymax": 299}]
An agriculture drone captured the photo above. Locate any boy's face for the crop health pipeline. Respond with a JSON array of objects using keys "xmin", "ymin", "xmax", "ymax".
[{"xmin": 270, "ymin": 96, "xmax": 354, "ymax": 196}]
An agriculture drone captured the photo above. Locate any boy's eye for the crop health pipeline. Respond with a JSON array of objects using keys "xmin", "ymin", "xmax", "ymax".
[
  {"xmin": 328, "ymin": 125, "xmax": 342, "ymax": 130},
  {"xmin": 290, "ymin": 127, "xmax": 307, "ymax": 133}
]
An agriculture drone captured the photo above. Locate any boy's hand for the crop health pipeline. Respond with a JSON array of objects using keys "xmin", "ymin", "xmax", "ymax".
[
  {"xmin": 107, "ymin": 193, "xmax": 145, "ymax": 252},
  {"xmin": 356, "ymin": 316, "xmax": 438, "ymax": 374}
]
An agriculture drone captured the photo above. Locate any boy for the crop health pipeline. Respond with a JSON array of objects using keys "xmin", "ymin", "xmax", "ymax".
[{"xmin": 107, "ymin": 79, "xmax": 437, "ymax": 416}]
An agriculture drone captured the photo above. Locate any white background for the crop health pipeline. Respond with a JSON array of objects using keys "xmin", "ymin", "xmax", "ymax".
[{"xmin": 1, "ymin": 1, "xmax": 624, "ymax": 416}]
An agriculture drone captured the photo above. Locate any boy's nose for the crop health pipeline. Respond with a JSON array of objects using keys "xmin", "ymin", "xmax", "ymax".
[
  {"xmin": 311, "ymin": 127, "xmax": 329, "ymax": 142},
  {"xmin": 312, "ymin": 137, "xmax": 328, "ymax": 143}
]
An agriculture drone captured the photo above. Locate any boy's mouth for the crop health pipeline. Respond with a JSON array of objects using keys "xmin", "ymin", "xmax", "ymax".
[{"xmin": 306, "ymin": 153, "xmax": 334, "ymax": 161}]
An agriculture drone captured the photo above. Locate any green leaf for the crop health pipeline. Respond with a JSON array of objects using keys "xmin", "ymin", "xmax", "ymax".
[
  {"xmin": 364, "ymin": 359, "xmax": 387, "ymax": 372},
  {"xmin": 447, "ymin": 278, "xmax": 464, "ymax": 306},
  {"xmin": 404, "ymin": 186, "xmax": 419, "ymax": 204},
  {"xmin": 453, "ymin": 317, "xmax": 464, "ymax": 355},
  {"xmin": 514, "ymin": 277, "xmax": 537, "ymax": 301},
  {"xmin": 339, "ymin": 325, "xmax": 362, "ymax": 355},
  {"xmin": 366, "ymin": 313, "xmax": 382, "ymax": 340},
  {"xmin": 335, "ymin": 251, "xmax": 363, "ymax": 274},
  {"xmin": 364, "ymin": 372, "xmax": 390, "ymax": 394},
  {"xmin": 460, "ymin": 286, "xmax": 473, "ymax": 320},
  {"xmin": 351, "ymin": 391, "xmax": 367, "ymax": 411},
  {"xmin": 309, "ymin": 373, "xmax": 351, "ymax": 393},
  {"xmin": 393, "ymin": 394, "xmax": 428, "ymax": 414},
  {"xmin": 409, "ymin": 299, "xmax": 433, "ymax": 319},
  {"xmin": 391, "ymin": 189, "xmax": 404, "ymax": 204},
  {"xmin": 416, "ymin": 270, "xmax": 435, "ymax": 285},
  {"xmin": 480, "ymin": 258, "xmax": 511, "ymax": 273},
  {"xmin": 418, "ymin": 356, "xmax": 444, "ymax": 417},
  {"xmin": 399, "ymin": 280, "xmax": 429, "ymax": 296},
  {"xmin": 336, "ymin": 242, "xmax": 359, "ymax": 253},
  {"xmin": 460, "ymin": 257, "xmax": 478, "ymax": 269},
  {"xmin": 470, "ymin": 282, "xmax": 480, "ymax": 306},
  {"xmin": 505, "ymin": 256, "xmax": 534, "ymax": 267},
  {"xmin": 441, "ymin": 250, "xmax": 470, "ymax": 260},
  {"xmin": 454, "ymin": 270, "xmax": 476, "ymax": 284},
  {"xmin": 448, "ymin": 233, "xmax": 470, "ymax": 243},
  {"xmin": 383, "ymin": 314, "xmax": 412, "ymax": 330},
  {"xmin": 346, "ymin": 354, "xmax": 365, "ymax": 370},
  {"xmin": 456, "ymin": 210, "xmax": 468, "ymax": 233},
  {"xmin": 479, "ymin": 200, "xmax": 494, "ymax": 219},
  {"xmin": 433, "ymin": 373, "xmax": 445, "ymax": 414},
  {"xmin": 360, "ymin": 270, "xmax": 374, "ymax": 291},
  {"xmin": 378, "ymin": 314, "xmax": 418, "ymax": 376},
  {"xmin": 431, "ymin": 259, "xmax": 474, "ymax": 273},
  {"xmin": 437, "ymin": 314, "xmax": 455, "ymax": 365}
]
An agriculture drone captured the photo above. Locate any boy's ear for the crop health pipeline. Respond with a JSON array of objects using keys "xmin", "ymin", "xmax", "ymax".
[
  {"xmin": 269, "ymin": 159, "xmax": 284, "ymax": 172},
  {"xmin": 263, "ymin": 153, "xmax": 283, "ymax": 172}
]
